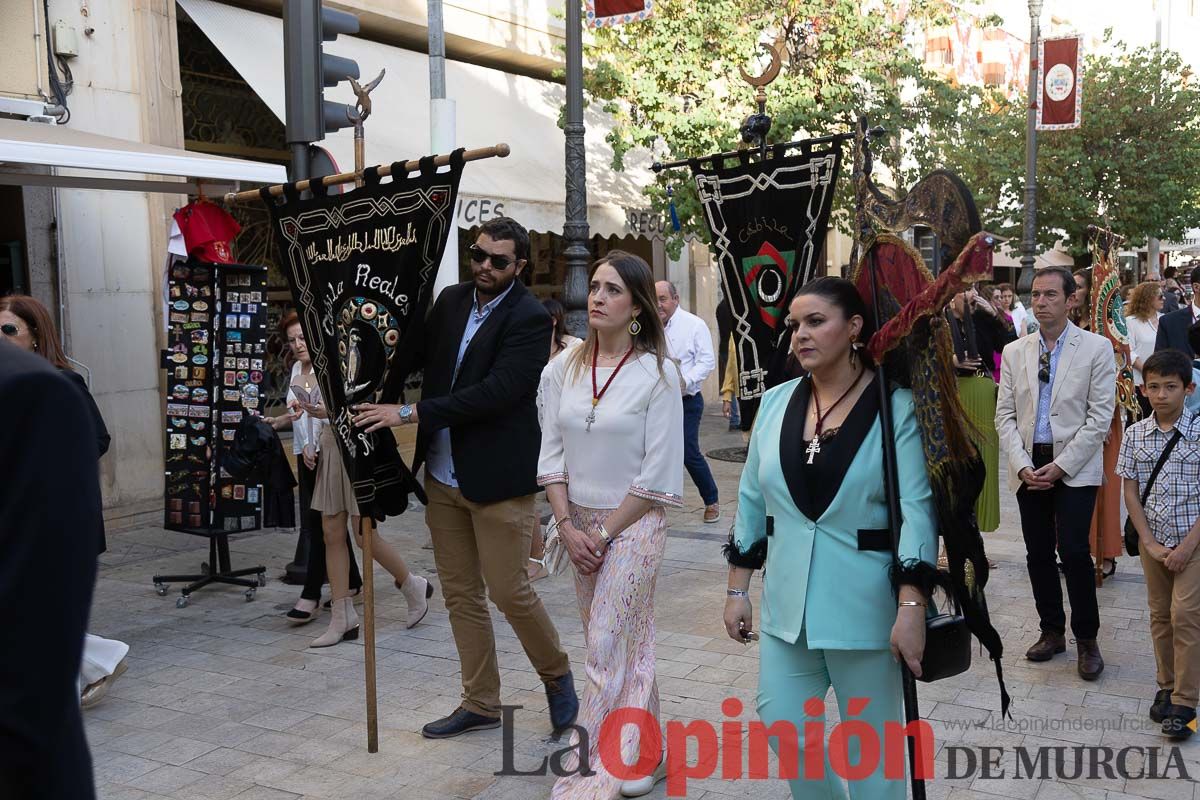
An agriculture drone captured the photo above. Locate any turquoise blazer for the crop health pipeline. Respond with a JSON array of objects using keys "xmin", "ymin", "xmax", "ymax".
[{"xmin": 732, "ymin": 375, "xmax": 938, "ymax": 650}]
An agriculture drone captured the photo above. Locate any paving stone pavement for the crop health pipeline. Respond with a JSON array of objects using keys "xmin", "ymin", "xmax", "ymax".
[{"xmin": 88, "ymin": 406, "xmax": 1199, "ymax": 800}]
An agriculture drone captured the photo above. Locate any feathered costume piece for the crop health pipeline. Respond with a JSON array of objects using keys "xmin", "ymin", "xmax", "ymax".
[{"xmin": 850, "ymin": 123, "xmax": 1010, "ymax": 718}]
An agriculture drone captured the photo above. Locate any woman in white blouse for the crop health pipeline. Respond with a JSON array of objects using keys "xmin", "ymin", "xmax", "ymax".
[
  {"xmin": 1124, "ymin": 281, "xmax": 1164, "ymax": 419},
  {"xmin": 268, "ymin": 312, "xmax": 363, "ymax": 624},
  {"xmin": 538, "ymin": 251, "xmax": 683, "ymax": 799}
]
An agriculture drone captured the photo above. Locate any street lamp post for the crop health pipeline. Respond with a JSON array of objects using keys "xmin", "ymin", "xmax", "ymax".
[
  {"xmin": 562, "ymin": 0, "xmax": 591, "ymax": 337},
  {"xmin": 1018, "ymin": 0, "xmax": 1043, "ymax": 294}
]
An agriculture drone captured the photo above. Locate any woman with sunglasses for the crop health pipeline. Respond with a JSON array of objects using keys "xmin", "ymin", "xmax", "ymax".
[
  {"xmin": 538, "ymin": 251, "xmax": 683, "ymax": 799},
  {"xmin": 0, "ymin": 295, "xmax": 127, "ymax": 706},
  {"xmin": 267, "ymin": 312, "xmax": 364, "ymax": 624}
]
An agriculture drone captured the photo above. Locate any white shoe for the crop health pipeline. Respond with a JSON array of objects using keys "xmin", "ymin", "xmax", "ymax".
[
  {"xmin": 309, "ymin": 597, "xmax": 360, "ymax": 648},
  {"xmin": 398, "ymin": 574, "xmax": 434, "ymax": 629},
  {"xmin": 620, "ymin": 754, "xmax": 666, "ymax": 797}
]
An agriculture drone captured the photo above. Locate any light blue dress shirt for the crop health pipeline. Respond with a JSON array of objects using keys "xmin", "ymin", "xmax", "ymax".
[
  {"xmin": 425, "ymin": 281, "xmax": 516, "ymax": 487},
  {"xmin": 1033, "ymin": 324, "xmax": 1071, "ymax": 444}
]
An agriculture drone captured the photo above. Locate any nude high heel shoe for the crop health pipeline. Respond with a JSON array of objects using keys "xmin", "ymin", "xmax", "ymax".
[{"xmin": 309, "ymin": 597, "xmax": 359, "ymax": 648}]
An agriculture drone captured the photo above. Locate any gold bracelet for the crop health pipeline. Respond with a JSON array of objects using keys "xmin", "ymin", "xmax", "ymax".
[
  {"xmin": 598, "ymin": 524, "xmax": 612, "ymax": 547},
  {"xmin": 555, "ymin": 516, "xmax": 570, "ymax": 529}
]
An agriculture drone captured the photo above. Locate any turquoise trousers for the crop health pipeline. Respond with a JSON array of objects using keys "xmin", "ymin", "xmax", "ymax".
[{"xmin": 757, "ymin": 632, "xmax": 908, "ymax": 799}]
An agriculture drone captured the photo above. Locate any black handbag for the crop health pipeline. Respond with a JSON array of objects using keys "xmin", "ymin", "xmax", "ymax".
[
  {"xmin": 888, "ymin": 491, "xmax": 971, "ymax": 683},
  {"xmin": 1123, "ymin": 430, "xmax": 1182, "ymax": 557}
]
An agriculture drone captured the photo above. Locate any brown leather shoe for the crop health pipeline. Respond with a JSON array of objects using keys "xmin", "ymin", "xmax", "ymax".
[
  {"xmin": 1025, "ymin": 631, "xmax": 1066, "ymax": 662},
  {"xmin": 1076, "ymin": 639, "xmax": 1104, "ymax": 681},
  {"xmin": 703, "ymin": 503, "xmax": 721, "ymax": 523}
]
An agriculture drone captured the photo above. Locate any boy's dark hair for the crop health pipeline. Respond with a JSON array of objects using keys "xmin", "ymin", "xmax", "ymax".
[
  {"xmin": 1188, "ymin": 320, "xmax": 1200, "ymax": 358},
  {"xmin": 1190, "ymin": 264, "xmax": 1200, "ymax": 286},
  {"xmin": 1164, "ymin": 266, "xmax": 1178, "ymax": 280},
  {"xmin": 1143, "ymin": 349, "xmax": 1194, "ymax": 385},
  {"xmin": 477, "ymin": 216, "xmax": 530, "ymax": 263}
]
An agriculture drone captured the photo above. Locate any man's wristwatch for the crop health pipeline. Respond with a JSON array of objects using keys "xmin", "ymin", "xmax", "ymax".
[{"xmin": 399, "ymin": 404, "xmax": 413, "ymax": 424}]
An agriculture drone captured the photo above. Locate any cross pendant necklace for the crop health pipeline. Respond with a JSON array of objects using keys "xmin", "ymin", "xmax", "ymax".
[
  {"xmin": 806, "ymin": 369, "xmax": 865, "ymax": 464},
  {"xmin": 588, "ymin": 339, "xmax": 635, "ymax": 433}
]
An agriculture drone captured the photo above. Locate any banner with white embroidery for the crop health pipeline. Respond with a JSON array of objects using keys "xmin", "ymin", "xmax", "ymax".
[
  {"xmin": 265, "ymin": 150, "xmax": 465, "ymax": 519},
  {"xmin": 690, "ymin": 141, "xmax": 843, "ymax": 416}
]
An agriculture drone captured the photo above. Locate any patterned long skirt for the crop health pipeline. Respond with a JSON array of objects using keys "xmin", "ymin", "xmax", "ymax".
[{"xmin": 551, "ymin": 503, "xmax": 669, "ymax": 800}]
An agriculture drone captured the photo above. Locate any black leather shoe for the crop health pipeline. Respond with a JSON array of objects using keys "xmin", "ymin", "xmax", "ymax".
[
  {"xmin": 421, "ymin": 707, "xmax": 501, "ymax": 739},
  {"xmin": 1150, "ymin": 689, "xmax": 1173, "ymax": 723},
  {"xmin": 1076, "ymin": 639, "xmax": 1104, "ymax": 681},
  {"xmin": 545, "ymin": 671, "xmax": 580, "ymax": 732},
  {"xmin": 1161, "ymin": 705, "xmax": 1196, "ymax": 741},
  {"xmin": 1025, "ymin": 632, "xmax": 1066, "ymax": 662}
]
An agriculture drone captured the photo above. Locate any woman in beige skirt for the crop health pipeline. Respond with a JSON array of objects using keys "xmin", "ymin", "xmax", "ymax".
[{"xmin": 302, "ymin": 405, "xmax": 434, "ymax": 648}]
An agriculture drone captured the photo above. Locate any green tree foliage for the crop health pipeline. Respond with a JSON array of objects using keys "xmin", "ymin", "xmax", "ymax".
[
  {"xmin": 585, "ymin": 0, "xmax": 965, "ymax": 252},
  {"xmin": 929, "ymin": 40, "xmax": 1200, "ymax": 256}
]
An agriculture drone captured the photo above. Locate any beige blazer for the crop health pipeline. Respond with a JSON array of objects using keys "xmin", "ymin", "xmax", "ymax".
[{"xmin": 995, "ymin": 322, "xmax": 1116, "ymax": 493}]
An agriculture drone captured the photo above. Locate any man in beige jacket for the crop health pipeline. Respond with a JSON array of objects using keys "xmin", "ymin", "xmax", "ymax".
[{"xmin": 996, "ymin": 266, "xmax": 1116, "ymax": 681}]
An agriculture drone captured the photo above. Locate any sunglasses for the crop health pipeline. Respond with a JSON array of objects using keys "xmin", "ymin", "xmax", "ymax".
[
  {"xmin": 1, "ymin": 323, "xmax": 21, "ymax": 336},
  {"xmin": 1038, "ymin": 350, "xmax": 1051, "ymax": 384},
  {"xmin": 467, "ymin": 244, "xmax": 516, "ymax": 270}
]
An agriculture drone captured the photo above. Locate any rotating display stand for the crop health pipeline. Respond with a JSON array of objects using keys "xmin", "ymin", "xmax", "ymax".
[{"xmin": 154, "ymin": 258, "xmax": 268, "ymax": 606}]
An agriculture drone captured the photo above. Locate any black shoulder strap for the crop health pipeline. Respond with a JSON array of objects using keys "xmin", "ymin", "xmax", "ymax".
[{"xmin": 1140, "ymin": 429, "xmax": 1183, "ymax": 505}]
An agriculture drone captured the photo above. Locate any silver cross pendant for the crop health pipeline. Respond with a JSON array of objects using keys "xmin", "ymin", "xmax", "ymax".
[{"xmin": 805, "ymin": 436, "xmax": 820, "ymax": 465}]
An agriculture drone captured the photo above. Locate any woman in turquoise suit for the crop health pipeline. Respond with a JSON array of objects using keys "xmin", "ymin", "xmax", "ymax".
[{"xmin": 723, "ymin": 277, "xmax": 938, "ymax": 799}]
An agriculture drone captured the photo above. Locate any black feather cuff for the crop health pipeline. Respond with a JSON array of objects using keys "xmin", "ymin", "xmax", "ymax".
[
  {"xmin": 889, "ymin": 558, "xmax": 949, "ymax": 600},
  {"xmin": 723, "ymin": 534, "xmax": 767, "ymax": 570}
]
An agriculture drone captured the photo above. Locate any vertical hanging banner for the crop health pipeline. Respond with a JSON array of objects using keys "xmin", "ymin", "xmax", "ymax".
[
  {"xmin": 265, "ymin": 150, "xmax": 466, "ymax": 520},
  {"xmin": 690, "ymin": 140, "xmax": 843, "ymax": 414},
  {"xmin": 1037, "ymin": 35, "xmax": 1083, "ymax": 130},
  {"xmin": 586, "ymin": 0, "xmax": 653, "ymax": 28}
]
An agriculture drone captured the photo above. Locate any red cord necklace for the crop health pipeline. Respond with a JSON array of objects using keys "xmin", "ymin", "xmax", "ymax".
[
  {"xmin": 588, "ymin": 338, "xmax": 635, "ymax": 432},
  {"xmin": 805, "ymin": 368, "xmax": 865, "ymax": 464}
]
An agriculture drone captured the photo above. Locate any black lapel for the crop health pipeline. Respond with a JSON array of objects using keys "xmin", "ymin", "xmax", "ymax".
[
  {"xmin": 780, "ymin": 376, "xmax": 813, "ymax": 518},
  {"xmin": 809, "ymin": 372, "xmax": 882, "ymax": 520}
]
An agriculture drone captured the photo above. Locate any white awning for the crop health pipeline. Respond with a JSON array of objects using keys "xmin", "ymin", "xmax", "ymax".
[
  {"xmin": 0, "ymin": 116, "xmax": 286, "ymax": 194},
  {"xmin": 178, "ymin": 0, "xmax": 665, "ymax": 240}
]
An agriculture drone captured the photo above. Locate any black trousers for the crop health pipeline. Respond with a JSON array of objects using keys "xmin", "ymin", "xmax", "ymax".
[
  {"xmin": 297, "ymin": 458, "xmax": 362, "ymax": 601},
  {"xmin": 1015, "ymin": 444, "xmax": 1100, "ymax": 639}
]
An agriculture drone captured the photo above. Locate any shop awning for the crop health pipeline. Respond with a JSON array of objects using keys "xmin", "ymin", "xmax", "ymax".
[
  {"xmin": 0, "ymin": 117, "xmax": 286, "ymax": 194},
  {"xmin": 178, "ymin": 0, "xmax": 666, "ymax": 240}
]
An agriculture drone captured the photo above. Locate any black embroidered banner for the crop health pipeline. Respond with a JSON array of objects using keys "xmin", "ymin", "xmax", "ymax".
[
  {"xmin": 265, "ymin": 150, "xmax": 465, "ymax": 520},
  {"xmin": 690, "ymin": 140, "xmax": 842, "ymax": 418}
]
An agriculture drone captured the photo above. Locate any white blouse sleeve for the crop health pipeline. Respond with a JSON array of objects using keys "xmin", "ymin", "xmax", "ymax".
[
  {"xmin": 536, "ymin": 352, "xmax": 569, "ymax": 487},
  {"xmin": 629, "ymin": 359, "xmax": 685, "ymax": 507}
]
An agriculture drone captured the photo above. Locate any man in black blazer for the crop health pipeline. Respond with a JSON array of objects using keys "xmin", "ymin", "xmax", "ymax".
[
  {"xmin": 0, "ymin": 344, "xmax": 100, "ymax": 799},
  {"xmin": 1155, "ymin": 264, "xmax": 1200, "ymax": 357},
  {"xmin": 355, "ymin": 217, "xmax": 577, "ymax": 739}
]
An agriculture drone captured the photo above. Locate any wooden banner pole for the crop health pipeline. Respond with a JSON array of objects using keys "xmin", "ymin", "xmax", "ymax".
[
  {"xmin": 359, "ymin": 515, "xmax": 379, "ymax": 753},
  {"xmin": 223, "ymin": 143, "xmax": 510, "ymax": 204}
]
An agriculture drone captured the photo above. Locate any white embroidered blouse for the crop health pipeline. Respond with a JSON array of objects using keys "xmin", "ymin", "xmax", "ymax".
[{"xmin": 537, "ymin": 343, "xmax": 685, "ymax": 509}]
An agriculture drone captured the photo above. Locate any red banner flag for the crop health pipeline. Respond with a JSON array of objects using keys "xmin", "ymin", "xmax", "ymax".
[
  {"xmin": 1037, "ymin": 35, "xmax": 1082, "ymax": 130},
  {"xmin": 586, "ymin": 0, "xmax": 653, "ymax": 28}
]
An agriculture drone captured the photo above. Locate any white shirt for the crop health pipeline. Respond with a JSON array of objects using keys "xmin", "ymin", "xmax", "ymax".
[
  {"xmin": 537, "ymin": 344, "xmax": 684, "ymax": 509},
  {"xmin": 284, "ymin": 361, "xmax": 326, "ymax": 455},
  {"xmin": 1010, "ymin": 302, "xmax": 1029, "ymax": 336},
  {"xmin": 663, "ymin": 307, "xmax": 716, "ymax": 397},
  {"xmin": 1126, "ymin": 314, "xmax": 1161, "ymax": 385}
]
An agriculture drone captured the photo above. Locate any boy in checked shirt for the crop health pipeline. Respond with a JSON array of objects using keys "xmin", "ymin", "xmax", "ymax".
[{"xmin": 1118, "ymin": 349, "xmax": 1200, "ymax": 740}]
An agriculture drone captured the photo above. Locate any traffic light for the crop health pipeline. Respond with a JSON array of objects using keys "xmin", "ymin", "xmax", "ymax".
[{"xmin": 282, "ymin": 0, "xmax": 360, "ymax": 146}]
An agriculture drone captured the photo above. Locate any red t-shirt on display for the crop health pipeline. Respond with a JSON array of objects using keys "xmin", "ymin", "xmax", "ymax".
[{"xmin": 173, "ymin": 201, "xmax": 241, "ymax": 263}]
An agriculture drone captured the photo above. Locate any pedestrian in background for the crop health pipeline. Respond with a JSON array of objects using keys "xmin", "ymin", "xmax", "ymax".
[
  {"xmin": 1126, "ymin": 281, "xmax": 1166, "ymax": 420},
  {"xmin": 656, "ymin": 280, "xmax": 720, "ymax": 523},
  {"xmin": 268, "ymin": 312, "xmax": 364, "ymax": 624},
  {"xmin": 1155, "ymin": 265, "xmax": 1200, "ymax": 356},
  {"xmin": 999, "ymin": 282, "xmax": 1029, "ymax": 336}
]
